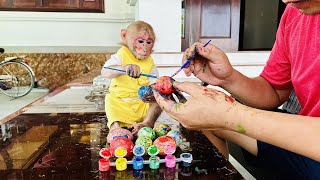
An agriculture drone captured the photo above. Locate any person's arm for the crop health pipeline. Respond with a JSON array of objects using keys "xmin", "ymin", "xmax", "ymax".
[
  {"xmin": 182, "ymin": 43, "xmax": 291, "ymax": 109},
  {"xmin": 153, "ymin": 82, "xmax": 320, "ymax": 162},
  {"xmin": 129, "ymin": 102, "xmax": 163, "ymax": 135}
]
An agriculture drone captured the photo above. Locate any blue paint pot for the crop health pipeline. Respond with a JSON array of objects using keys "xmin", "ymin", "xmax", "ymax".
[{"xmin": 133, "ymin": 156, "xmax": 144, "ymax": 170}]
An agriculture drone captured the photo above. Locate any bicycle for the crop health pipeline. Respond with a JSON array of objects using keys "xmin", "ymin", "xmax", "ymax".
[{"xmin": 0, "ymin": 48, "xmax": 35, "ymax": 99}]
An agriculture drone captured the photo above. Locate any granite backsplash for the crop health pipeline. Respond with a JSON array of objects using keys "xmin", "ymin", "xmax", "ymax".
[{"xmin": 0, "ymin": 53, "xmax": 111, "ymax": 91}]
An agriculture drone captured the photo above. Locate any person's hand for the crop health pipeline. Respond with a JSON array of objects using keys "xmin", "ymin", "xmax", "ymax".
[
  {"xmin": 129, "ymin": 121, "xmax": 153, "ymax": 135},
  {"xmin": 124, "ymin": 64, "xmax": 141, "ymax": 78},
  {"xmin": 183, "ymin": 42, "xmax": 234, "ymax": 87},
  {"xmin": 153, "ymin": 81, "xmax": 239, "ymax": 130}
]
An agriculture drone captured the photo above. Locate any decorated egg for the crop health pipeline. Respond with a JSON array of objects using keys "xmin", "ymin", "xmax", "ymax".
[
  {"xmin": 154, "ymin": 124, "xmax": 171, "ymax": 137},
  {"xmin": 107, "ymin": 128, "xmax": 133, "ymax": 143},
  {"xmin": 137, "ymin": 127, "xmax": 156, "ymax": 140},
  {"xmin": 135, "ymin": 136, "xmax": 153, "ymax": 151},
  {"xmin": 153, "ymin": 136, "xmax": 177, "ymax": 156},
  {"xmin": 109, "ymin": 137, "xmax": 134, "ymax": 157},
  {"xmin": 138, "ymin": 86, "xmax": 154, "ymax": 102},
  {"xmin": 167, "ymin": 130, "xmax": 183, "ymax": 145},
  {"xmin": 155, "ymin": 76, "xmax": 176, "ymax": 95}
]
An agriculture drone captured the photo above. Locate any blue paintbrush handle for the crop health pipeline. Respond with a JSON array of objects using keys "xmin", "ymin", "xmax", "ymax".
[
  {"xmin": 103, "ymin": 66, "xmax": 158, "ymax": 78},
  {"xmin": 171, "ymin": 40, "xmax": 211, "ymax": 77}
]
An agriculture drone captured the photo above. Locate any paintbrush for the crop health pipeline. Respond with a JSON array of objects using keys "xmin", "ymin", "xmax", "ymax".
[
  {"xmin": 103, "ymin": 66, "xmax": 158, "ymax": 78},
  {"xmin": 171, "ymin": 40, "xmax": 211, "ymax": 77}
]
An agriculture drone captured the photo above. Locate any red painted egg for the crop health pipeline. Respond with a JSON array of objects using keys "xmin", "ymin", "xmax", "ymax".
[
  {"xmin": 153, "ymin": 136, "xmax": 177, "ymax": 156},
  {"xmin": 155, "ymin": 76, "xmax": 176, "ymax": 95}
]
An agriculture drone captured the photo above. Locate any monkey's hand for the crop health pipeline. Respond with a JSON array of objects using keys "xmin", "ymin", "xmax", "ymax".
[{"xmin": 124, "ymin": 64, "xmax": 141, "ymax": 78}]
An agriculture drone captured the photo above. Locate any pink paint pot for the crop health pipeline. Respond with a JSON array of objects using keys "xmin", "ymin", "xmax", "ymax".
[
  {"xmin": 165, "ymin": 154, "xmax": 176, "ymax": 168},
  {"xmin": 99, "ymin": 158, "xmax": 110, "ymax": 171}
]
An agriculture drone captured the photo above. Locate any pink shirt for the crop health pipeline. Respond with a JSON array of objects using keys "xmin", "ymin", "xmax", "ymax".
[{"xmin": 260, "ymin": 5, "xmax": 320, "ymax": 116}]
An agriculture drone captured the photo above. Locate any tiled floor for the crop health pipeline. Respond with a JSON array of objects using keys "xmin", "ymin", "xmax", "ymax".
[{"xmin": 0, "ymin": 84, "xmax": 255, "ymax": 180}]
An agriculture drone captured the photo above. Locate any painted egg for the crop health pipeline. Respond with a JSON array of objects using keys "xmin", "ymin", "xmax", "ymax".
[
  {"xmin": 109, "ymin": 137, "xmax": 134, "ymax": 157},
  {"xmin": 167, "ymin": 130, "xmax": 183, "ymax": 145},
  {"xmin": 137, "ymin": 127, "xmax": 156, "ymax": 140},
  {"xmin": 155, "ymin": 76, "xmax": 176, "ymax": 95},
  {"xmin": 154, "ymin": 124, "xmax": 171, "ymax": 137},
  {"xmin": 153, "ymin": 136, "xmax": 177, "ymax": 156},
  {"xmin": 135, "ymin": 136, "xmax": 153, "ymax": 151},
  {"xmin": 107, "ymin": 128, "xmax": 133, "ymax": 143},
  {"xmin": 138, "ymin": 86, "xmax": 154, "ymax": 102}
]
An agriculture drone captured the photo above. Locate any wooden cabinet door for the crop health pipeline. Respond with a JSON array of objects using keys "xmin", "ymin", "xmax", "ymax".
[{"xmin": 182, "ymin": 0, "xmax": 240, "ymax": 51}]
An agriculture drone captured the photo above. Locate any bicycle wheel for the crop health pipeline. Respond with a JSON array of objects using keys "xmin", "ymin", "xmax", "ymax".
[{"xmin": 0, "ymin": 61, "xmax": 35, "ymax": 98}]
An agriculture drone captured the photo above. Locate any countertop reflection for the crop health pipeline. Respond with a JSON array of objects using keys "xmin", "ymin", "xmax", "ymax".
[{"xmin": 0, "ymin": 113, "xmax": 243, "ymax": 180}]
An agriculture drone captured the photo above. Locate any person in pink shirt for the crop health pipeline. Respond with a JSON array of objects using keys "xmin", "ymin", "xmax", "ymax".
[{"xmin": 153, "ymin": 0, "xmax": 320, "ymax": 179}]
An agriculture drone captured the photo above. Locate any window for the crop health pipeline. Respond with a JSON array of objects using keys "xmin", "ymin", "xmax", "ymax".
[{"xmin": 0, "ymin": 0, "xmax": 104, "ymax": 13}]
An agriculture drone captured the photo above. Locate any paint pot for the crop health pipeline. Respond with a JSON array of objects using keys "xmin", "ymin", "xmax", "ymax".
[
  {"xmin": 99, "ymin": 158, "xmax": 110, "ymax": 171},
  {"xmin": 149, "ymin": 156, "xmax": 160, "ymax": 169},
  {"xmin": 115, "ymin": 147, "xmax": 127, "ymax": 171},
  {"xmin": 148, "ymin": 145, "xmax": 160, "ymax": 169},
  {"xmin": 180, "ymin": 153, "xmax": 193, "ymax": 167},
  {"xmin": 99, "ymin": 148, "xmax": 111, "ymax": 159},
  {"xmin": 164, "ymin": 144, "xmax": 176, "ymax": 168},
  {"xmin": 98, "ymin": 148, "xmax": 111, "ymax": 171},
  {"xmin": 132, "ymin": 145, "xmax": 145, "ymax": 170},
  {"xmin": 133, "ymin": 156, "xmax": 144, "ymax": 170}
]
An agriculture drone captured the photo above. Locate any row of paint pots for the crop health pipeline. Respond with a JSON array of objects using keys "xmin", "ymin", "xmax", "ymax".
[{"xmin": 99, "ymin": 145, "xmax": 192, "ymax": 171}]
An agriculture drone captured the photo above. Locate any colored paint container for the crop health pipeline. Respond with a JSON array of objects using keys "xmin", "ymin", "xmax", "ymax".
[
  {"xmin": 165, "ymin": 154, "xmax": 176, "ymax": 168},
  {"xmin": 147, "ymin": 145, "xmax": 159, "ymax": 156},
  {"xmin": 180, "ymin": 153, "xmax": 193, "ymax": 167},
  {"xmin": 115, "ymin": 157, "xmax": 127, "ymax": 171},
  {"xmin": 115, "ymin": 147, "xmax": 127, "ymax": 171},
  {"xmin": 164, "ymin": 144, "xmax": 177, "ymax": 168},
  {"xmin": 133, "ymin": 156, "xmax": 144, "ymax": 170},
  {"xmin": 149, "ymin": 156, "xmax": 160, "ymax": 169},
  {"xmin": 133, "ymin": 145, "xmax": 145, "ymax": 170},
  {"xmin": 99, "ymin": 158, "xmax": 110, "ymax": 171}
]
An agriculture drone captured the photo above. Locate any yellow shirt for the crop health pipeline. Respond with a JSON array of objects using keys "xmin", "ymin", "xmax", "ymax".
[{"xmin": 105, "ymin": 46, "xmax": 156, "ymax": 127}]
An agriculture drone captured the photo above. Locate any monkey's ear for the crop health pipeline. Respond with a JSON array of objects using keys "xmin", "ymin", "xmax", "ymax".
[{"xmin": 121, "ymin": 29, "xmax": 127, "ymax": 41}]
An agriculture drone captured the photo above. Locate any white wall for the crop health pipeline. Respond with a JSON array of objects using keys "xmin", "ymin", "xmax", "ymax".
[
  {"xmin": 135, "ymin": 0, "xmax": 181, "ymax": 52},
  {"xmin": 0, "ymin": 0, "xmax": 135, "ymax": 53},
  {"xmin": 0, "ymin": 0, "xmax": 182, "ymax": 53}
]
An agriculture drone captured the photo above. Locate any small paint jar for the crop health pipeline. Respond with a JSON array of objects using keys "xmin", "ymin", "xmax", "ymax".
[
  {"xmin": 180, "ymin": 153, "xmax": 193, "ymax": 167},
  {"xmin": 133, "ymin": 156, "xmax": 144, "ymax": 170},
  {"xmin": 132, "ymin": 145, "xmax": 145, "ymax": 170},
  {"xmin": 99, "ymin": 158, "xmax": 110, "ymax": 171},
  {"xmin": 149, "ymin": 156, "xmax": 160, "ymax": 169},
  {"xmin": 165, "ymin": 154, "xmax": 176, "ymax": 168},
  {"xmin": 115, "ymin": 147, "xmax": 127, "ymax": 171},
  {"xmin": 164, "ymin": 144, "xmax": 176, "ymax": 168},
  {"xmin": 115, "ymin": 157, "xmax": 127, "ymax": 171}
]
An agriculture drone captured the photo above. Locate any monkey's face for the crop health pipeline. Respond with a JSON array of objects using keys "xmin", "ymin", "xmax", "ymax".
[{"xmin": 128, "ymin": 30, "xmax": 154, "ymax": 60}]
